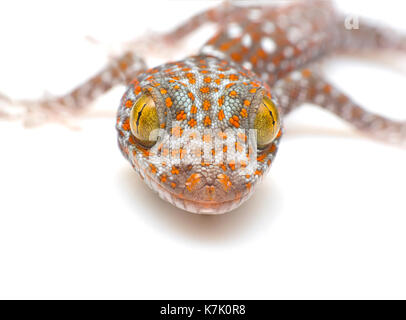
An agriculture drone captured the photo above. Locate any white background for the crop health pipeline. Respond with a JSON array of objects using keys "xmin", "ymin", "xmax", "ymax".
[{"xmin": 0, "ymin": 0, "xmax": 405, "ymax": 299}]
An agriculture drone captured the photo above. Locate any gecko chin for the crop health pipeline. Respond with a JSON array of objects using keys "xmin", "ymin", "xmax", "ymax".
[{"xmin": 116, "ymin": 55, "xmax": 282, "ymax": 214}]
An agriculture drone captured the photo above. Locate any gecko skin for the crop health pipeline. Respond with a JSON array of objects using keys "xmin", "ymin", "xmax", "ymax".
[
  {"xmin": 114, "ymin": 1, "xmax": 406, "ymax": 214},
  {"xmin": 6, "ymin": 1, "xmax": 405, "ymax": 213}
]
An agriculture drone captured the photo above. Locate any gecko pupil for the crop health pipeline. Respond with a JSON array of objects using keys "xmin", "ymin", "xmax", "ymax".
[
  {"xmin": 263, "ymin": 103, "xmax": 276, "ymax": 125},
  {"xmin": 136, "ymin": 103, "xmax": 147, "ymax": 133}
]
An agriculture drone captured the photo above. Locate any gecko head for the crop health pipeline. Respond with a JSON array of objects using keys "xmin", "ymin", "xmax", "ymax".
[{"xmin": 116, "ymin": 56, "xmax": 282, "ymax": 214}]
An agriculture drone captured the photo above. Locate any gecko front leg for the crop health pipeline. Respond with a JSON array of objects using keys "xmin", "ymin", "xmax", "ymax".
[
  {"xmin": 273, "ymin": 67, "xmax": 406, "ymax": 145},
  {"xmin": 0, "ymin": 51, "xmax": 146, "ymax": 126}
]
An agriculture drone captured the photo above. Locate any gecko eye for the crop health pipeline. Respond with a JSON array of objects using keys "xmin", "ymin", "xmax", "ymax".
[
  {"xmin": 130, "ymin": 94, "xmax": 160, "ymax": 147},
  {"xmin": 254, "ymin": 96, "xmax": 281, "ymax": 148}
]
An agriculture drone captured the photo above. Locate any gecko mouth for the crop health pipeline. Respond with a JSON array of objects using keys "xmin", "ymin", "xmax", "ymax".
[
  {"xmin": 141, "ymin": 166, "xmax": 256, "ymax": 214},
  {"xmin": 156, "ymin": 180, "xmax": 255, "ymax": 214}
]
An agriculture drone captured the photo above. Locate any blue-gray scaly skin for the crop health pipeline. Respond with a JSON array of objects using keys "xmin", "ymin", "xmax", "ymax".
[{"xmin": 116, "ymin": 56, "xmax": 281, "ymax": 214}]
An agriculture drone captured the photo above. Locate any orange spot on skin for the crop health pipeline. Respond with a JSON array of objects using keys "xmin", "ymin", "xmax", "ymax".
[
  {"xmin": 230, "ymin": 52, "xmax": 242, "ymax": 62},
  {"xmin": 119, "ymin": 61, "xmax": 128, "ymax": 70},
  {"xmin": 171, "ymin": 182, "xmax": 177, "ymax": 189},
  {"xmin": 244, "ymin": 100, "xmax": 251, "ymax": 107},
  {"xmin": 204, "ymin": 77, "xmax": 212, "ymax": 83},
  {"xmin": 134, "ymin": 86, "xmax": 142, "ymax": 95},
  {"xmin": 188, "ymin": 118, "xmax": 197, "ymax": 128},
  {"xmin": 226, "ymin": 83, "xmax": 235, "ymax": 89},
  {"xmin": 188, "ymin": 76, "xmax": 196, "ymax": 84},
  {"xmin": 165, "ymin": 97, "xmax": 173, "ymax": 108},
  {"xmin": 203, "ymin": 100, "xmax": 211, "ymax": 111},
  {"xmin": 249, "ymin": 88, "xmax": 257, "ymax": 94},
  {"xmin": 257, "ymin": 153, "xmax": 266, "ymax": 162},
  {"xmin": 246, "ymin": 182, "xmax": 252, "ymax": 191},
  {"xmin": 220, "ymin": 164, "xmax": 227, "ymax": 172},
  {"xmin": 214, "ymin": 79, "xmax": 222, "ymax": 85},
  {"xmin": 323, "ymin": 84, "xmax": 332, "ymax": 94},
  {"xmin": 128, "ymin": 135, "xmax": 136, "ymax": 145},
  {"xmin": 122, "ymin": 118, "xmax": 130, "ymax": 131},
  {"xmin": 219, "ymin": 40, "xmax": 234, "ymax": 51},
  {"xmin": 255, "ymin": 170, "xmax": 262, "ymax": 176},
  {"xmin": 171, "ymin": 166, "xmax": 179, "ymax": 175},
  {"xmin": 200, "ymin": 87, "xmax": 210, "ymax": 94},
  {"xmin": 179, "ymin": 148, "xmax": 186, "ymax": 159},
  {"xmin": 160, "ymin": 88, "xmax": 167, "ymax": 95},
  {"xmin": 229, "ymin": 74, "xmax": 239, "ymax": 81},
  {"xmin": 190, "ymin": 105, "xmax": 197, "ymax": 114},
  {"xmin": 217, "ymin": 174, "xmax": 232, "ymax": 192},
  {"xmin": 229, "ymin": 116, "xmax": 240, "ymax": 128},
  {"xmin": 302, "ymin": 69, "xmax": 312, "ymax": 78},
  {"xmin": 160, "ymin": 175, "xmax": 167, "ymax": 183},
  {"xmin": 218, "ymin": 96, "xmax": 224, "ymax": 106},
  {"xmin": 250, "ymin": 55, "xmax": 258, "ymax": 65},
  {"xmin": 228, "ymin": 161, "xmax": 236, "ymax": 171},
  {"xmin": 203, "ymin": 116, "xmax": 212, "ymax": 127},
  {"xmin": 173, "ymin": 85, "xmax": 180, "ymax": 90},
  {"xmin": 257, "ymin": 48, "xmax": 267, "ymax": 59},
  {"xmin": 176, "ymin": 110, "xmax": 187, "ymax": 121},
  {"xmin": 185, "ymin": 173, "xmax": 202, "ymax": 191},
  {"xmin": 229, "ymin": 90, "xmax": 238, "ymax": 97},
  {"xmin": 150, "ymin": 164, "xmax": 157, "ymax": 174},
  {"xmin": 160, "ymin": 123, "xmax": 166, "ymax": 129},
  {"xmin": 240, "ymin": 108, "xmax": 248, "ymax": 118},
  {"xmin": 218, "ymin": 109, "xmax": 225, "ymax": 121},
  {"xmin": 130, "ymin": 79, "xmax": 139, "ymax": 86},
  {"xmin": 138, "ymin": 146, "xmax": 150, "ymax": 157},
  {"xmin": 188, "ymin": 92, "xmax": 195, "ymax": 101}
]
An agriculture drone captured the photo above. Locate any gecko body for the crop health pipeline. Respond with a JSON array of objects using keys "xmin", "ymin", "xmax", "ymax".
[
  {"xmin": 115, "ymin": 1, "xmax": 406, "ymax": 213},
  {"xmin": 3, "ymin": 1, "xmax": 405, "ymax": 214}
]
